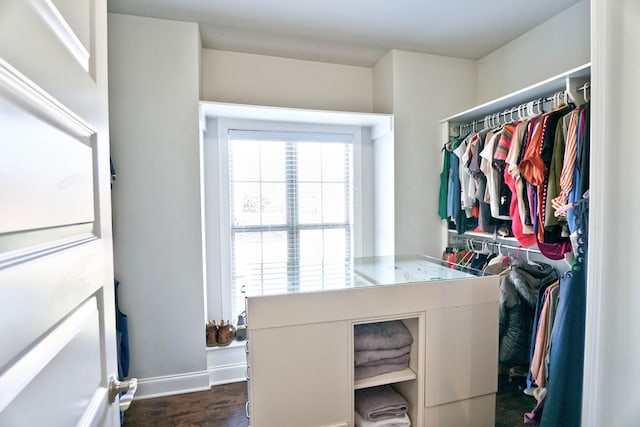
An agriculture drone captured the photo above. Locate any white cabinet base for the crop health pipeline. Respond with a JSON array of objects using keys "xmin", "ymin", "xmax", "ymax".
[{"xmin": 425, "ymin": 394, "xmax": 496, "ymax": 427}]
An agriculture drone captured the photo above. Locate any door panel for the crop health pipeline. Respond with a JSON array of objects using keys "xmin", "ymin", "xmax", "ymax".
[
  {"xmin": 0, "ymin": 0, "xmax": 118, "ymax": 424},
  {"xmin": 0, "ymin": 297, "xmax": 102, "ymax": 426},
  {"xmin": 425, "ymin": 303, "xmax": 499, "ymax": 408},
  {"xmin": 35, "ymin": 0, "xmax": 92, "ymax": 71},
  {"xmin": 0, "ymin": 0, "xmax": 100, "ymax": 115},
  {"xmin": 0, "ymin": 64, "xmax": 96, "ymax": 234}
]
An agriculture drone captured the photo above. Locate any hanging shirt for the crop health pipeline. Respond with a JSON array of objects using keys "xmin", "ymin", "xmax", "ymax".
[
  {"xmin": 537, "ymin": 105, "xmax": 574, "ymax": 243},
  {"xmin": 494, "ymin": 124, "xmax": 514, "ymax": 218},
  {"xmin": 447, "ymin": 146, "xmax": 461, "ymax": 220},
  {"xmin": 544, "ymin": 118, "xmax": 567, "ymax": 228},
  {"xmin": 481, "ymin": 129, "xmax": 511, "ymax": 220},
  {"xmin": 520, "ymin": 113, "xmax": 550, "ymax": 186},
  {"xmin": 505, "ymin": 121, "xmax": 537, "ymax": 246},
  {"xmin": 567, "ymin": 106, "xmax": 587, "ymax": 233},
  {"xmin": 454, "ymin": 136, "xmax": 474, "ymax": 217},
  {"xmin": 438, "ymin": 143, "xmax": 451, "ymax": 220},
  {"xmin": 461, "ymin": 133, "xmax": 479, "ymax": 215},
  {"xmin": 551, "ymin": 109, "xmax": 580, "ymax": 213},
  {"xmin": 472, "ymin": 131, "xmax": 494, "ymax": 232},
  {"xmin": 578, "ymin": 103, "xmax": 591, "ymax": 198}
]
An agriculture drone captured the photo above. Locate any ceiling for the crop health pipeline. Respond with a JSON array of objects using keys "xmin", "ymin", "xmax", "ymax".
[{"xmin": 107, "ymin": 0, "xmax": 582, "ymax": 67}]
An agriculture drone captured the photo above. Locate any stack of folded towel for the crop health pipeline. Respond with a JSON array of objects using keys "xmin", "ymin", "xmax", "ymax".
[
  {"xmin": 354, "ymin": 320, "xmax": 413, "ymax": 380},
  {"xmin": 354, "ymin": 385, "xmax": 411, "ymax": 427}
]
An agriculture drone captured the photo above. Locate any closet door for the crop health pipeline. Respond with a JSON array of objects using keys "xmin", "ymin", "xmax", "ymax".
[{"xmin": 0, "ymin": 0, "xmax": 121, "ymax": 425}]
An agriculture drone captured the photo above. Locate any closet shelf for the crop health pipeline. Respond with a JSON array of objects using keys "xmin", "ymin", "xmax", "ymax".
[
  {"xmin": 354, "ymin": 367, "xmax": 417, "ymax": 390},
  {"xmin": 441, "ymin": 63, "xmax": 590, "ymax": 125}
]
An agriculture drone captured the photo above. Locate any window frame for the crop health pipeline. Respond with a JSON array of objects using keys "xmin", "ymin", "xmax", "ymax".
[{"xmin": 216, "ymin": 118, "xmax": 365, "ymax": 321}]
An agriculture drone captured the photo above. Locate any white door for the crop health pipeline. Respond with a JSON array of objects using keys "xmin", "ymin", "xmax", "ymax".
[{"xmin": 0, "ymin": 0, "xmax": 124, "ymax": 425}]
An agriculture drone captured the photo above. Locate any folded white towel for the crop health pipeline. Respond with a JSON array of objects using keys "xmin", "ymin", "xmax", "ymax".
[{"xmin": 354, "ymin": 410, "xmax": 411, "ymax": 427}]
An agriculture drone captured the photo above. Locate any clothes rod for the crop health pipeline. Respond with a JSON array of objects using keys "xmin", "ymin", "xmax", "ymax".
[
  {"xmin": 451, "ymin": 235, "xmax": 542, "ymax": 255},
  {"xmin": 455, "ymin": 84, "xmax": 590, "ymax": 134}
]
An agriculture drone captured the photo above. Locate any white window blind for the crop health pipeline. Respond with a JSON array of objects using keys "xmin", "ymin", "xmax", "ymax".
[{"xmin": 228, "ymin": 130, "xmax": 354, "ymax": 319}]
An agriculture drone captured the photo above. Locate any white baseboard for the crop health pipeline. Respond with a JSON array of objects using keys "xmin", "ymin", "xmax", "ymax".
[
  {"xmin": 206, "ymin": 342, "xmax": 247, "ymax": 386},
  {"xmin": 134, "ymin": 370, "xmax": 210, "ymax": 400},
  {"xmin": 208, "ymin": 362, "xmax": 247, "ymax": 386},
  {"xmin": 132, "ymin": 344, "xmax": 247, "ymax": 400}
]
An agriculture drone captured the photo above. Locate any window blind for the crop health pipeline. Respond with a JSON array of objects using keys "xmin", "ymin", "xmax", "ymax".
[{"xmin": 228, "ymin": 130, "xmax": 354, "ymax": 319}]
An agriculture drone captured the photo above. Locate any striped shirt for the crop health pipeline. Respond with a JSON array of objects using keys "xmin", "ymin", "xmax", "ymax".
[{"xmin": 551, "ymin": 109, "xmax": 580, "ymax": 214}]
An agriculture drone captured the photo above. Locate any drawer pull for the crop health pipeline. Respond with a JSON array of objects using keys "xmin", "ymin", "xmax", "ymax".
[{"xmin": 245, "ymin": 401, "xmax": 250, "ymax": 419}]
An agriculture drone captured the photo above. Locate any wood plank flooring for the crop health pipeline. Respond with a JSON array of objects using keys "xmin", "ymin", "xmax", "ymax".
[
  {"xmin": 123, "ymin": 376, "xmax": 535, "ymax": 426},
  {"xmin": 123, "ymin": 381, "xmax": 248, "ymax": 427}
]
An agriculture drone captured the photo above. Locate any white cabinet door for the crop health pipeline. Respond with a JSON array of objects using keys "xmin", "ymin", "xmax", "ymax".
[
  {"xmin": 0, "ymin": 0, "xmax": 120, "ymax": 425},
  {"xmin": 425, "ymin": 303, "xmax": 499, "ymax": 407},
  {"xmin": 248, "ymin": 321, "xmax": 351, "ymax": 427}
]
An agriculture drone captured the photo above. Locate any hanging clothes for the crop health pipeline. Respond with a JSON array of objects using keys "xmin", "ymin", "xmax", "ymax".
[
  {"xmin": 438, "ymin": 143, "xmax": 451, "ymax": 220},
  {"xmin": 442, "ymin": 95, "xmax": 589, "ymax": 253},
  {"xmin": 498, "ymin": 260, "xmax": 558, "ymax": 367},
  {"xmin": 115, "ymin": 279, "xmax": 130, "ymax": 380},
  {"xmin": 540, "ymin": 198, "xmax": 589, "ymax": 427},
  {"xmin": 505, "ymin": 120, "xmax": 537, "ymax": 246}
]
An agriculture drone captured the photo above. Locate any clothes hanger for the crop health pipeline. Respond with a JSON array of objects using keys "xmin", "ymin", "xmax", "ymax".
[
  {"xmin": 526, "ymin": 101, "xmax": 535, "ymax": 117},
  {"xmin": 503, "ymin": 109, "xmax": 511, "ymax": 124},
  {"xmin": 518, "ymin": 104, "xmax": 525, "ymax": 120},
  {"xmin": 583, "ymin": 84, "xmax": 590, "ymax": 102},
  {"xmin": 481, "ymin": 239, "xmax": 490, "ymax": 255},
  {"xmin": 536, "ymin": 98, "xmax": 545, "ymax": 115},
  {"xmin": 526, "ymin": 248, "xmax": 541, "ymax": 267}
]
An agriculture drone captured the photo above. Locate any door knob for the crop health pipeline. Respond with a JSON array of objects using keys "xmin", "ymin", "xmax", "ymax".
[{"xmin": 109, "ymin": 376, "xmax": 138, "ymax": 411}]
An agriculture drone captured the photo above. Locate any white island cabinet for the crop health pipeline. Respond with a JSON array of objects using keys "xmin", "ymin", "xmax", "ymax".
[{"xmin": 245, "ymin": 255, "xmax": 499, "ymax": 427}]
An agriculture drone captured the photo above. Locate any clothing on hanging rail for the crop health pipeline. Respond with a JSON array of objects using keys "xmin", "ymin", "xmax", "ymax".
[{"xmin": 440, "ymin": 92, "xmax": 590, "ymax": 262}]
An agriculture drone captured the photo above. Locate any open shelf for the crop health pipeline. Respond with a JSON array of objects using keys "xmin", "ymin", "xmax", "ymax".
[
  {"xmin": 354, "ymin": 367, "xmax": 417, "ymax": 390},
  {"xmin": 441, "ymin": 63, "xmax": 590, "ymax": 125}
]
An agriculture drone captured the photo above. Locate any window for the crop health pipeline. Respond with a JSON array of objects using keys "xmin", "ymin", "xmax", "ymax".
[{"xmin": 228, "ymin": 130, "xmax": 355, "ymax": 319}]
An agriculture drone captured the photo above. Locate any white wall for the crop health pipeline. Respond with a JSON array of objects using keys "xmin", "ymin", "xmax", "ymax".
[
  {"xmin": 108, "ymin": 14, "xmax": 208, "ymax": 395},
  {"xmin": 584, "ymin": 1, "xmax": 640, "ymax": 425},
  {"xmin": 373, "ymin": 51, "xmax": 394, "ymax": 114},
  {"xmin": 388, "ymin": 50, "xmax": 477, "ymax": 257},
  {"xmin": 201, "ymin": 49, "xmax": 373, "ymax": 112},
  {"xmin": 372, "ymin": 52, "xmax": 396, "ymax": 255},
  {"xmin": 202, "ymin": 117, "xmax": 225, "ymax": 323},
  {"xmin": 476, "ymin": 0, "xmax": 590, "ymax": 103}
]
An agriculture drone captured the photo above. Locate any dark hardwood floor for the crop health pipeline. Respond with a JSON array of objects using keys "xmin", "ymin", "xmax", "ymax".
[
  {"xmin": 123, "ymin": 381, "xmax": 248, "ymax": 427},
  {"xmin": 123, "ymin": 375, "xmax": 535, "ymax": 426}
]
